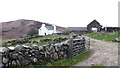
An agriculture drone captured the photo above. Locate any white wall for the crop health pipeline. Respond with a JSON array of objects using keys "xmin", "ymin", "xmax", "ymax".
[
  {"xmin": 38, "ymin": 24, "xmax": 55, "ymax": 36},
  {"xmin": 38, "ymin": 24, "xmax": 49, "ymax": 36},
  {"xmin": 48, "ymin": 30, "xmax": 54, "ymax": 35},
  {"xmin": 39, "ymin": 24, "xmax": 62, "ymax": 36}
]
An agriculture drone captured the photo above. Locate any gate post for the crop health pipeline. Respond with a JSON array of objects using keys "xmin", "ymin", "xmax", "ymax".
[
  {"xmin": 68, "ymin": 39, "xmax": 73, "ymax": 59},
  {"xmin": 88, "ymin": 38, "xmax": 90, "ymax": 50},
  {"xmin": 68, "ymin": 33, "xmax": 74, "ymax": 59}
]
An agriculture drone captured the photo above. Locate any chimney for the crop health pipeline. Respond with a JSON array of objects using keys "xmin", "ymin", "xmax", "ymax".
[
  {"xmin": 53, "ymin": 25, "xmax": 56, "ymax": 33},
  {"xmin": 41, "ymin": 23, "xmax": 46, "ymax": 27}
]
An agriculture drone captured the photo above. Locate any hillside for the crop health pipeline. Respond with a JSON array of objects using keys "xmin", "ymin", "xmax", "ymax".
[{"xmin": 0, "ymin": 19, "xmax": 66, "ymax": 40}]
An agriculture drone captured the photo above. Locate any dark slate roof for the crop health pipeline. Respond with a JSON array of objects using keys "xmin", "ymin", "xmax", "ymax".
[
  {"xmin": 45, "ymin": 26, "xmax": 54, "ymax": 30},
  {"xmin": 87, "ymin": 20, "xmax": 102, "ymax": 27},
  {"xmin": 67, "ymin": 27, "xmax": 87, "ymax": 31}
]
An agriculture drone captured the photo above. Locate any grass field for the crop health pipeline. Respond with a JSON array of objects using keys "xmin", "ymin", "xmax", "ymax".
[
  {"xmin": 1, "ymin": 39, "xmax": 16, "ymax": 46},
  {"xmin": 83, "ymin": 32, "xmax": 120, "ymax": 42},
  {"xmin": 25, "ymin": 41, "xmax": 57, "ymax": 46},
  {"xmin": 2, "ymin": 35, "xmax": 68, "ymax": 46},
  {"xmin": 26, "ymin": 35, "xmax": 68, "ymax": 46},
  {"xmin": 30, "ymin": 35, "xmax": 68, "ymax": 41}
]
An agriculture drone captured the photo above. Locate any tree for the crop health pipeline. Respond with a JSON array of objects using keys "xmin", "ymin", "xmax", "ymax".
[{"xmin": 27, "ymin": 27, "xmax": 38, "ymax": 36}]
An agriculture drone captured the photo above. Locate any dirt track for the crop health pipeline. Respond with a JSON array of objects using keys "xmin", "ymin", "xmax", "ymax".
[{"xmin": 75, "ymin": 36, "xmax": 118, "ymax": 66}]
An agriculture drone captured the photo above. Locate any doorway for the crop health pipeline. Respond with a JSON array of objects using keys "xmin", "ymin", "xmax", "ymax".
[
  {"xmin": 45, "ymin": 33, "xmax": 46, "ymax": 36},
  {"xmin": 92, "ymin": 28, "xmax": 97, "ymax": 32}
]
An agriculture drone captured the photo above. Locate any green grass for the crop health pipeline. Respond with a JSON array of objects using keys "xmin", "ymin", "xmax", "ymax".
[
  {"xmin": 2, "ymin": 39, "xmax": 16, "ymax": 42},
  {"xmin": 25, "ymin": 41, "xmax": 58, "ymax": 46},
  {"xmin": 24, "ymin": 35, "xmax": 68, "ymax": 46},
  {"xmin": 1, "ymin": 39, "xmax": 17, "ymax": 46},
  {"xmin": 83, "ymin": 32, "xmax": 120, "ymax": 42},
  {"xmin": 30, "ymin": 35, "xmax": 68, "ymax": 41},
  {"xmin": 48, "ymin": 50, "xmax": 93, "ymax": 66}
]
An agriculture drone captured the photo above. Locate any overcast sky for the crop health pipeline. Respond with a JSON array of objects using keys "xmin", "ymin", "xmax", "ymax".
[{"xmin": 0, "ymin": 0, "xmax": 119, "ymax": 27}]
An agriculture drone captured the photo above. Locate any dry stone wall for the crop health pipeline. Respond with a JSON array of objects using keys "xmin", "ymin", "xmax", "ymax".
[
  {"xmin": 0, "ymin": 37, "xmax": 86, "ymax": 68},
  {"xmin": 1, "ymin": 40, "xmax": 69, "ymax": 67}
]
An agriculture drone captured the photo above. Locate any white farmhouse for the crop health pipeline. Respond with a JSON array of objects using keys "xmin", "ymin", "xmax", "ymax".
[{"xmin": 38, "ymin": 23, "xmax": 61, "ymax": 36}]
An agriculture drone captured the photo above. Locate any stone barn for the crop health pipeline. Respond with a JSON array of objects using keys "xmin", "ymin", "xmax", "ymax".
[
  {"xmin": 67, "ymin": 20, "xmax": 102, "ymax": 34},
  {"xmin": 87, "ymin": 20, "xmax": 102, "ymax": 32}
]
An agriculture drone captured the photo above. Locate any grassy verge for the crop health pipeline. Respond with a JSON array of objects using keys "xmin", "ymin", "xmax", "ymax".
[
  {"xmin": 25, "ymin": 35, "xmax": 68, "ymax": 46},
  {"xmin": 48, "ymin": 50, "xmax": 93, "ymax": 66},
  {"xmin": 83, "ymin": 32, "xmax": 120, "ymax": 42},
  {"xmin": 11, "ymin": 50, "xmax": 93, "ymax": 68}
]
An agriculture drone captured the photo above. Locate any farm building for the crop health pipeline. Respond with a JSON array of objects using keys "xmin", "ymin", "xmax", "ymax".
[
  {"xmin": 102, "ymin": 27, "xmax": 120, "ymax": 32},
  {"xmin": 87, "ymin": 20, "xmax": 102, "ymax": 32},
  {"xmin": 67, "ymin": 20, "xmax": 103, "ymax": 34},
  {"xmin": 38, "ymin": 23, "xmax": 62, "ymax": 36}
]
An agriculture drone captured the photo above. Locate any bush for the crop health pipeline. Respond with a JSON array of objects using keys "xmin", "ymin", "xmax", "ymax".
[{"xmin": 27, "ymin": 27, "xmax": 38, "ymax": 36}]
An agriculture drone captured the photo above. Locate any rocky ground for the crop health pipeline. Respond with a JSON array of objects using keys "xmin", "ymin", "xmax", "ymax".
[{"xmin": 75, "ymin": 36, "xmax": 118, "ymax": 66}]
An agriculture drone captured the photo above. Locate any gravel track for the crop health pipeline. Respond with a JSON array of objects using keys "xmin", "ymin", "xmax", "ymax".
[{"xmin": 75, "ymin": 36, "xmax": 118, "ymax": 66}]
